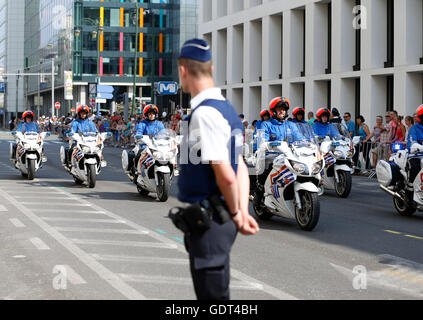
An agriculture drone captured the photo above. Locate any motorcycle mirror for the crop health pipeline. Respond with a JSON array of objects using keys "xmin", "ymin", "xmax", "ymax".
[
  {"xmin": 67, "ymin": 132, "xmax": 74, "ymax": 138},
  {"xmin": 11, "ymin": 131, "xmax": 17, "ymax": 136}
]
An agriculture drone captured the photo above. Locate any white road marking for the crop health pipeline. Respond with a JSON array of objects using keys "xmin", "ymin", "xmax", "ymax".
[
  {"xmin": 29, "ymin": 237, "xmax": 51, "ymax": 250},
  {"xmin": 21, "ymin": 202, "xmax": 92, "ymax": 206},
  {"xmin": 13, "ymin": 255, "xmax": 26, "ymax": 259},
  {"xmin": 92, "ymin": 254, "xmax": 187, "ymax": 264},
  {"xmin": 72, "ymin": 239, "xmax": 178, "ymax": 249},
  {"xmin": 47, "ymin": 185, "xmax": 298, "ymax": 300},
  {"xmin": 33, "ymin": 209, "xmax": 106, "ymax": 214},
  {"xmin": 9, "ymin": 218, "xmax": 26, "ymax": 228},
  {"xmin": 331, "ymin": 254, "xmax": 423, "ymax": 298},
  {"xmin": 55, "ymin": 227, "xmax": 149, "ymax": 235},
  {"xmin": 118, "ymin": 274, "xmax": 263, "ymax": 291},
  {"xmin": 0, "ymin": 187, "xmax": 146, "ymax": 300},
  {"xmin": 41, "ymin": 217, "xmax": 126, "ymax": 224},
  {"xmin": 63, "ymin": 265, "xmax": 87, "ymax": 285},
  {"xmin": 0, "ymin": 205, "xmax": 8, "ymax": 211},
  {"xmin": 14, "ymin": 196, "xmax": 73, "ymax": 200}
]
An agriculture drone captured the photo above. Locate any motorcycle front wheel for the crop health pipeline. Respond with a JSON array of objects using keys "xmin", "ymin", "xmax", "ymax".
[
  {"xmin": 87, "ymin": 164, "xmax": 97, "ymax": 189},
  {"xmin": 295, "ymin": 191, "xmax": 320, "ymax": 231},
  {"xmin": 156, "ymin": 172, "xmax": 170, "ymax": 202},
  {"xmin": 27, "ymin": 159, "xmax": 36, "ymax": 181},
  {"xmin": 335, "ymin": 171, "xmax": 352, "ymax": 198}
]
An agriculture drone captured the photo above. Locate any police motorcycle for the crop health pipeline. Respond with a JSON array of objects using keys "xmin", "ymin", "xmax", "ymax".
[
  {"xmin": 252, "ymin": 123, "xmax": 324, "ymax": 231},
  {"xmin": 122, "ymin": 129, "xmax": 182, "ymax": 202},
  {"xmin": 376, "ymin": 141, "xmax": 423, "ymax": 216},
  {"xmin": 10, "ymin": 131, "xmax": 50, "ymax": 180},
  {"xmin": 60, "ymin": 131, "xmax": 111, "ymax": 188},
  {"xmin": 318, "ymin": 123, "xmax": 355, "ymax": 198}
]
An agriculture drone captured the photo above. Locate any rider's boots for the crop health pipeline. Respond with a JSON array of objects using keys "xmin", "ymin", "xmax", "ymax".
[{"xmin": 405, "ymin": 184, "xmax": 415, "ymax": 208}]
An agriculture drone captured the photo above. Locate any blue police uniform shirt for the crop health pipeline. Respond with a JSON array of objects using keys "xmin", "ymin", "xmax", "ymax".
[
  {"xmin": 261, "ymin": 118, "xmax": 304, "ymax": 142},
  {"xmin": 312, "ymin": 121, "xmax": 340, "ymax": 139},
  {"xmin": 137, "ymin": 120, "xmax": 165, "ymax": 136},
  {"xmin": 70, "ymin": 118, "xmax": 98, "ymax": 134},
  {"xmin": 291, "ymin": 119, "xmax": 308, "ymax": 124},
  {"xmin": 407, "ymin": 123, "xmax": 423, "ymax": 152},
  {"xmin": 18, "ymin": 122, "xmax": 39, "ymax": 133},
  {"xmin": 178, "ymin": 88, "xmax": 243, "ymax": 204}
]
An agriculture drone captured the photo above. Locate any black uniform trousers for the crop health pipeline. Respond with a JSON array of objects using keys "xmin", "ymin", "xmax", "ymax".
[
  {"xmin": 408, "ymin": 158, "xmax": 421, "ymax": 187},
  {"xmin": 185, "ymin": 217, "xmax": 237, "ymax": 300}
]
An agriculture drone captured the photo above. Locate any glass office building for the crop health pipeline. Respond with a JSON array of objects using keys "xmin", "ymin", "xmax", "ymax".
[{"xmin": 25, "ymin": 0, "xmax": 182, "ymax": 116}]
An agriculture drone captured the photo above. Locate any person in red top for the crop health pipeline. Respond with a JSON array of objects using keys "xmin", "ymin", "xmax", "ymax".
[{"xmin": 389, "ymin": 111, "xmax": 405, "ymax": 143}]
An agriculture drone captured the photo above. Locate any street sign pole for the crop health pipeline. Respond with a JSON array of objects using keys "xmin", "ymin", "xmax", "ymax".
[{"xmin": 52, "ymin": 58, "xmax": 55, "ymax": 118}]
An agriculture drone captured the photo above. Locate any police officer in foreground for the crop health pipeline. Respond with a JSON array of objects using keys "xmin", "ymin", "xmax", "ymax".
[
  {"xmin": 171, "ymin": 39, "xmax": 259, "ymax": 300},
  {"xmin": 11, "ymin": 111, "xmax": 40, "ymax": 161}
]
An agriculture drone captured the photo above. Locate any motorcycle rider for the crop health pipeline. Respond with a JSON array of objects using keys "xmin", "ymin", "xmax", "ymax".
[
  {"xmin": 405, "ymin": 105, "xmax": 423, "ymax": 206},
  {"xmin": 291, "ymin": 107, "xmax": 307, "ymax": 124},
  {"xmin": 252, "ymin": 110, "xmax": 272, "ymax": 152},
  {"xmin": 135, "ymin": 104, "xmax": 165, "ymax": 137},
  {"xmin": 127, "ymin": 104, "xmax": 166, "ymax": 178},
  {"xmin": 66, "ymin": 105, "xmax": 98, "ymax": 167},
  {"xmin": 254, "ymin": 97, "xmax": 304, "ymax": 206},
  {"xmin": 313, "ymin": 108, "xmax": 340, "ymax": 139},
  {"xmin": 12, "ymin": 111, "xmax": 40, "ymax": 161}
]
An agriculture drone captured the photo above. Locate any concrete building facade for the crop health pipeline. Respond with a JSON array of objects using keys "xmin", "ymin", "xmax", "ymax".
[
  {"xmin": 198, "ymin": 0, "xmax": 423, "ymax": 126},
  {"xmin": 0, "ymin": 0, "xmax": 26, "ymax": 124}
]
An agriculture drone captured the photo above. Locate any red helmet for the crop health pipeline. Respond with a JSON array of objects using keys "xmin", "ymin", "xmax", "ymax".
[
  {"xmin": 417, "ymin": 105, "xmax": 423, "ymax": 123},
  {"xmin": 22, "ymin": 110, "xmax": 35, "ymax": 121},
  {"xmin": 76, "ymin": 105, "xmax": 90, "ymax": 116},
  {"xmin": 292, "ymin": 107, "xmax": 305, "ymax": 118},
  {"xmin": 143, "ymin": 104, "xmax": 159, "ymax": 117},
  {"xmin": 269, "ymin": 97, "xmax": 290, "ymax": 113},
  {"xmin": 260, "ymin": 109, "xmax": 273, "ymax": 120},
  {"xmin": 316, "ymin": 108, "xmax": 330, "ymax": 122}
]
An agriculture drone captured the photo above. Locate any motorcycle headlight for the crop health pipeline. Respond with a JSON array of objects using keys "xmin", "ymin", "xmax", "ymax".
[
  {"xmin": 333, "ymin": 150, "xmax": 344, "ymax": 159},
  {"xmin": 23, "ymin": 143, "xmax": 30, "ymax": 149},
  {"xmin": 153, "ymin": 151, "xmax": 163, "ymax": 159},
  {"xmin": 290, "ymin": 160, "xmax": 307, "ymax": 174},
  {"xmin": 312, "ymin": 160, "xmax": 324, "ymax": 175},
  {"xmin": 346, "ymin": 149, "xmax": 355, "ymax": 158},
  {"xmin": 82, "ymin": 146, "xmax": 90, "ymax": 153}
]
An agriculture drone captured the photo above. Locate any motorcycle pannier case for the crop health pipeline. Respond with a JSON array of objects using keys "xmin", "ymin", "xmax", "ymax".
[{"xmin": 377, "ymin": 160, "xmax": 402, "ymax": 187}]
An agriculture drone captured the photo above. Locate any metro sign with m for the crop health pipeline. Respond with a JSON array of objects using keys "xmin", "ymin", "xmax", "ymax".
[{"xmin": 157, "ymin": 82, "xmax": 178, "ymax": 95}]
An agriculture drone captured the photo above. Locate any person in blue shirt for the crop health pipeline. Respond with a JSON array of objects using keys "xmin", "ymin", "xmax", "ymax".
[
  {"xmin": 313, "ymin": 108, "xmax": 341, "ymax": 139},
  {"xmin": 12, "ymin": 111, "xmax": 40, "ymax": 161},
  {"xmin": 134, "ymin": 104, "xmax": 165, "ymax": 137},
  {"xmin": 252, "ymin": 110, "xmax": 272, "ymax": 152},
  {"xmin": 343, "ymin": 112, "xmax": 356, "ymax": 138},
  {"xmin": 18, "ymin": 111, "xmax": 39, "ymax": 133},
  {"xmin": 405, "ymin": 105, "xmax": 423, "ymax": 206},
  {"xmin": 66, "ymin": 106, "xmax": 98, "ymax": 167},
  {"xmin": 261, "ymin": 97, "xmax": 304, "ymax": 143},
  {"xmin": 70, "ymin": 105, "xmax": 98, "ymax": 134},
  {"xmin": 291, "ymin": 107, "xmax": 307, "ymax": 124}
]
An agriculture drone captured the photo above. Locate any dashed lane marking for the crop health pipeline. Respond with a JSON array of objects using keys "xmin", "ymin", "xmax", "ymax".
[
  {"xmin": 384, "ymin": 230, "xmax": 423, "ymax": 241},
  {"xmin": 118, "ymin": 273, "xmax": 264, "ymax": 291},
  {"xmin": 55, "ymin": 227, "xmax": 149, "ymax": 235},
  {"xmin": 71, "ymin": 239, "xmax": 178, "ymax": 249},
  {"xmin": 0, "ymin": 186, "xmax": 147, "ymax": 299},
  {"xmin": 29, "ymin": 237, "xmax": 51, "ymax": 250},
  {"xmin": 9, "ymin": 218, "xmax": 26, "ymax": 228},
  {"xmin": 0, "ymin": 205, "xmax": 8, "ymax": 212},
  {"xmin": 92, "ymin": 254, "xmax": 187, "ymax": 265},
  {"xmin": 21, "ymin": 202, "xmax": 92, "ymax": 207},
  {"xmin": 41, "ymin": 217, "xmax": 125, "ymax": 224}
]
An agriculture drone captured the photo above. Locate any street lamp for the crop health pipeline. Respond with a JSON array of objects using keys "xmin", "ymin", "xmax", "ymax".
[{"xmin": 75, "ymin": 18, "xmax": 103, "ymax": 116}]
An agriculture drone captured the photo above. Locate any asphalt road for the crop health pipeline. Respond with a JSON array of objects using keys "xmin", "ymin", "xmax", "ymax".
[{"xmin": 0, "ymin": 133, "xmax": 422, "ymax": 300}]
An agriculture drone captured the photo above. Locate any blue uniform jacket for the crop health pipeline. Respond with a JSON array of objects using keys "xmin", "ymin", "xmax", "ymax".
[
  {"xmin": 291, "ymin": 119, "xmax": 308, "ymax": 124},
  {"xmin": 312, "ymin": 121, "xmax": 340, "ymax": 139},
  {"xmin": 262, "ymin": 118, "xmax": 304, "ymax": 142},
  {"xmin": 407, "ymin": 123, "xmax": 423, "ymax": 152},
  {"xmin": 70, "ymin": 118, "xmax": 98, "ymax": 134},
  {"xmin": 135, "ymin": 120, "xmax": 165, "ymax": 136},
  {"xmin": 18, "ymin": 122, "xmax": 39, "ymax": 133}
]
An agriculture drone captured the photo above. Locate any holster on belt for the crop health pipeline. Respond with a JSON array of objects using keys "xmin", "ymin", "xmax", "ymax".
[{"xmin": 169, "ymin": 194, "xmax": 232, "ymax": 235}]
